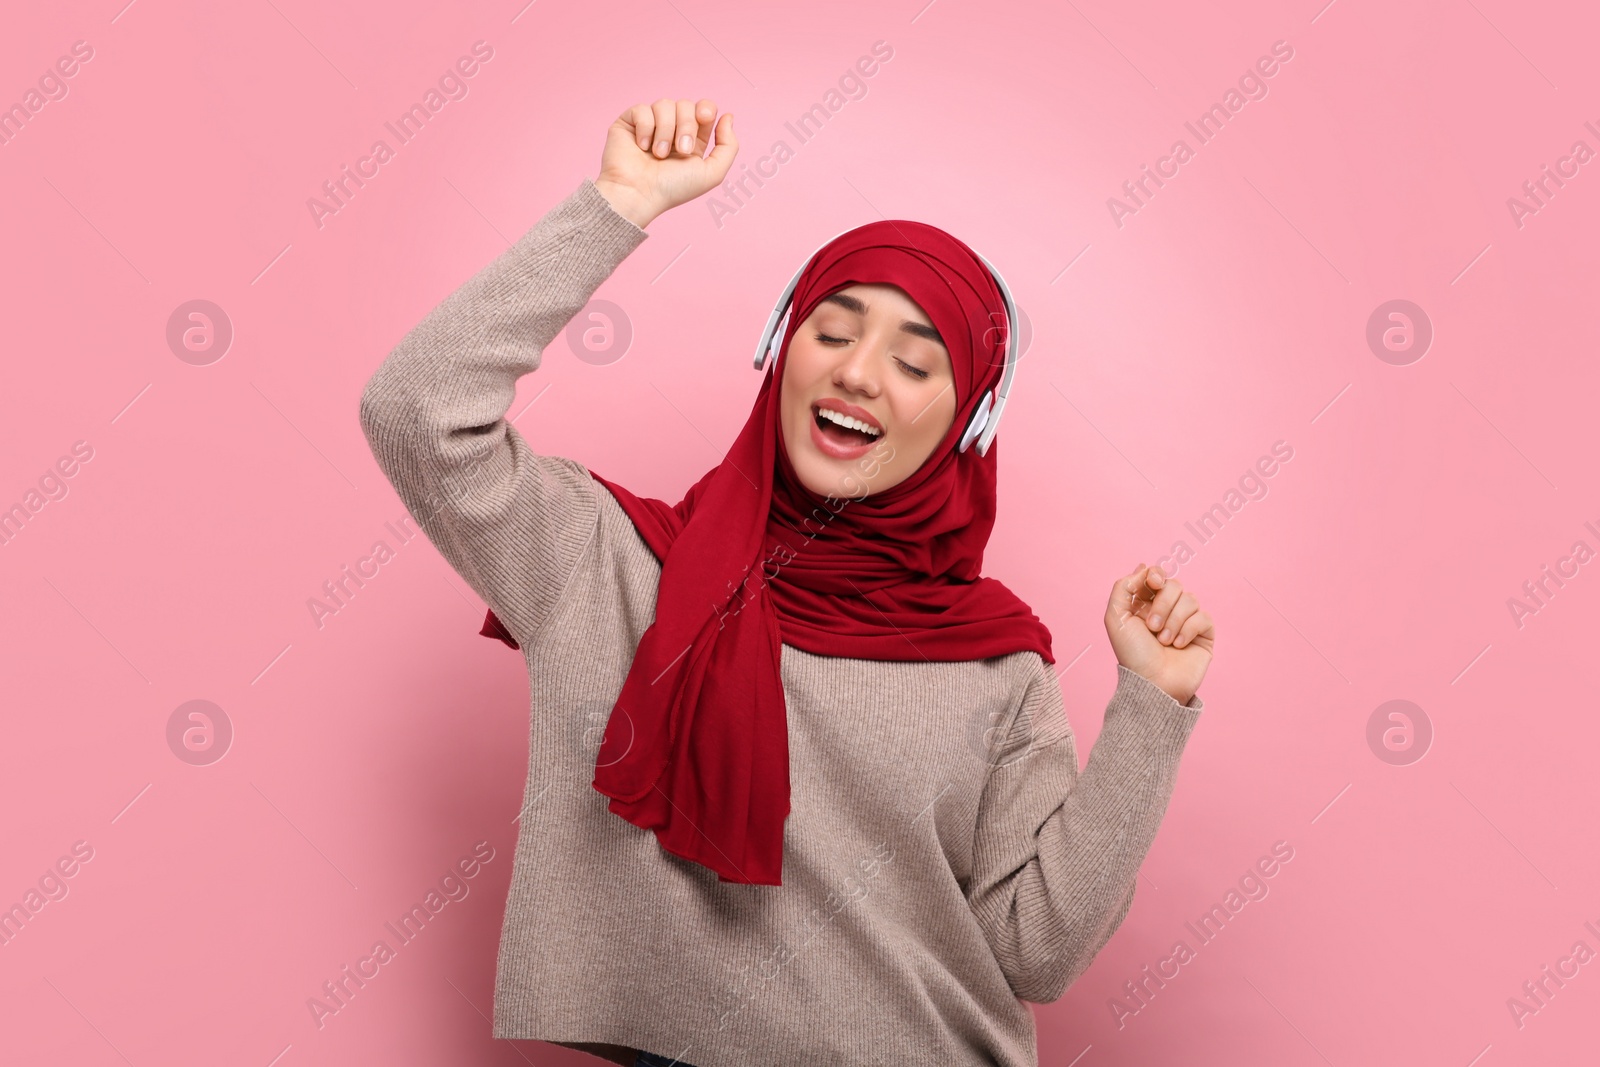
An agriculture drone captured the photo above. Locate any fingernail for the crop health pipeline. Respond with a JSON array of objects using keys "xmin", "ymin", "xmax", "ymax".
[
  {"xmin": 679, "ymin": 135, "xmax": 692, "ymax": 152},
  {"xmin": 656, "ymin": 140, "xmax": 668, "ymax": 155},
  {"xmin": 1160, "ymin": 629, "xmax": 1172, "ymax": 643},
  {"xmin": 1149, "ymin": 614, "xmax": 1162, "ymax": 629}
]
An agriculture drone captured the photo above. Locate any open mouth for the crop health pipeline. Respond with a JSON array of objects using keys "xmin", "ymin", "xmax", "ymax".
[{"xmin": 812, "ymin": 403, "xmax": 884, "ymax": 448}]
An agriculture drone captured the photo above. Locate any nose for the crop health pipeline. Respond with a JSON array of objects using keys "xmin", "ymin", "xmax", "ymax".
[{"xmin": 831, "ymin": 334, "xmax": 883, "ymax": 399}]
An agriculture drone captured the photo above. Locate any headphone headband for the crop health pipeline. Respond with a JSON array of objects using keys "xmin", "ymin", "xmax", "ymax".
[{"xmin": 751, "ymin": 230, "xmax": 1021, "ymax": 457}]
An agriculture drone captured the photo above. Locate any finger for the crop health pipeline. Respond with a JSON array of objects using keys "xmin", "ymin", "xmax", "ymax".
[
  {"xmin": 1145, "ymin": 578, "xmax": 1185, "ymax": 633},
  {"xmin": 1108, "ymin": 562, "xmax": 1149, "ymax": 620},
  {"xmin": 691, "ymin": 98, "xmax": 717, "ymax": 152},
  {"xmin": 628, "ymin": 103, "xmax": 654, "ymax": 152},
  {"xmin": 1128, "ymin": 563, "xmax": 1160, "ymax": 620},
  {"xmin": 674, "ymin": 98, "xmax": 699, "ymax": 155},
  {"xmin": 651, "ymin": 97, "xmax": 676, "ymax": 157},
  {"xmin": 704, "ymin": 112, "xmax": 739, "ymax": 181},
  {"xmin": 1155, "ymin": 591, "xmax": 1198, "ymax": 644},
  {"xmin": 1139, "ymin": 564, "xmax": 1166, "ymax": 607},
  {"xmin": 1173, "ymin": 609, "xmax": 1213, "ymax": 649}
]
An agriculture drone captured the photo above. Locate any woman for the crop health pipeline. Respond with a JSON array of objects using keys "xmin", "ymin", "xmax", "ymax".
[{"xmin": 360, "ymin": 97, "xmax": 1214, "ymax": 1067}]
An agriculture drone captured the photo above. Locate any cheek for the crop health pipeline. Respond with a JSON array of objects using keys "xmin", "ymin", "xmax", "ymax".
[
  {"xmin": 780, "ymin": 359, "xmax": 803, "ymax": 417},
  {"xmin": 898, "ymin": 386, "xmax": 955, "ymax": 444},
  {"xmin": 785, "ymin": 341, "xmax": 825, "ymax": 381},
  {"xmin": 782, "ymin": 344, "xmax": 831, "ymax": 406},
  {"xmin": 780, "ymin": 357, "xmax": 814, "ymax": 440}
]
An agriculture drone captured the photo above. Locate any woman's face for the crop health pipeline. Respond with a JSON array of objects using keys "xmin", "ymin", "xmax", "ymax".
[{"xmin": 780, "ymin": 283, "xmax": 958, "ymax": 499}]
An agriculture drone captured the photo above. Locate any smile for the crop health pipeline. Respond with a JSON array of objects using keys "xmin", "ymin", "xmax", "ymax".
[
  {"xmin": 810, "ymin": 402, "xmax": 884, "ymax": 460},
  {"xmin": 814, "ymin": 405, "xmax": 882, "ymax": 438}
]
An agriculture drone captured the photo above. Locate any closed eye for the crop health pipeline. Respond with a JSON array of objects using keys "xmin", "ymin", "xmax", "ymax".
[{"xmin": 814, "ymin": 332, "xmax": 932, "ymax": 380}]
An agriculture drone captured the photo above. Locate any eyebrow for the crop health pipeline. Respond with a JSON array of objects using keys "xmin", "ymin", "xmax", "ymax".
[{"xmin": 820, "ymin": 292, "xmax": 946, "ymax": 348}]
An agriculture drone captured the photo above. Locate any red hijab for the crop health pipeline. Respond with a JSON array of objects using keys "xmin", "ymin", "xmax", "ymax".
[{"xmin": 479, "ymin": 218, "xmax": 1054, "ymax": 885}]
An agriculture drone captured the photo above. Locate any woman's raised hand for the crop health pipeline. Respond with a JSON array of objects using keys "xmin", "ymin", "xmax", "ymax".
[
  {"xmin": 1104, "ymin": 563, "xmax": 1215, "ymax": 705},
  {"xmin": 594, "ymin": 98, "xmax": 739, "ymax": 229}
]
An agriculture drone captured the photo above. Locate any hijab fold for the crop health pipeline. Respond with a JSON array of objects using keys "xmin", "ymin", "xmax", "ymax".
[{"xmin": 480, "ymin": 218, "xmax": 1054, "ymax": 885}]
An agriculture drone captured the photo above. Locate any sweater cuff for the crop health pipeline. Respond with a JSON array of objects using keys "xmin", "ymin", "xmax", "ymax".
[
  {"xmin": 574, "ymin": 176, "xmax": 650, "ymax": 238},
  {"xmin": 1115, "ymin": 663, "xmax": 1204, "ymax": 712},
  {"xmin": 1109, "ymin": 663, "xmax": 1204, "ymax": 753}
]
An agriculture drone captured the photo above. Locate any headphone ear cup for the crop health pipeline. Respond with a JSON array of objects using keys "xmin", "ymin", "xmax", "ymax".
[
  {"xmin": 763, "ymin": 306, "xmax": 793, "ymax": 371},
  {"xmin": 958, "ymin": 391, "xmax": 993, "ymax": 454}
]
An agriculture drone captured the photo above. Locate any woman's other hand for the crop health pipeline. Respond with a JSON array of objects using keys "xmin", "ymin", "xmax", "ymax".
[
  {"xmin": 1104, "ymin": 563, "xmax": 1214, "ymax": 705},
  {"xmin": 594, "ymin": 97, "xmax": 739, "ymax": 229}
]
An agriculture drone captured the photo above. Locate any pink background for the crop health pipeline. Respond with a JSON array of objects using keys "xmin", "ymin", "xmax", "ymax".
[{"xmin": 3, "ymin": 0, "xmax": 1597, "ymax": 1063}]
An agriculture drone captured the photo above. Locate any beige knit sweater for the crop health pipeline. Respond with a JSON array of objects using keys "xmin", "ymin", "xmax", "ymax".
[{"xmin": 358, "ymin": 177, "xmax": 1205, "ymax": 1066}]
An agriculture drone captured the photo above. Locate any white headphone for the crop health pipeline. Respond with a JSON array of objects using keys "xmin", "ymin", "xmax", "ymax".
[{"xmin": 750, "ymin": 231, "xmax": 1022, "ymax": 457}]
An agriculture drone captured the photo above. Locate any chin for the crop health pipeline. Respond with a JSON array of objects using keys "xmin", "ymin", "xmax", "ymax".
[
  {"xmin": 792, "ymin": 457, "xmax": 848, "ymax": 499},
  {"xmin": 782, "ymin": 436, "xmax": 848, "ymax": 500}
]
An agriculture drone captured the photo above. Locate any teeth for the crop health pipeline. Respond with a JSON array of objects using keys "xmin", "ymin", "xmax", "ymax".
[{"xmin": 817, "ymin": 407, "xmax": 882, "ymax": 437}]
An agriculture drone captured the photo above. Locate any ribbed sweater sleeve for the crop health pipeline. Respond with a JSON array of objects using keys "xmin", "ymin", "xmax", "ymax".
[
  {"xmin": 966, "ymin": 662, "xmax": 1204, "ymax": 1004},
  {"xmin": 357, "ymin": 178, "xmax": 649, "ymax": 648}
]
